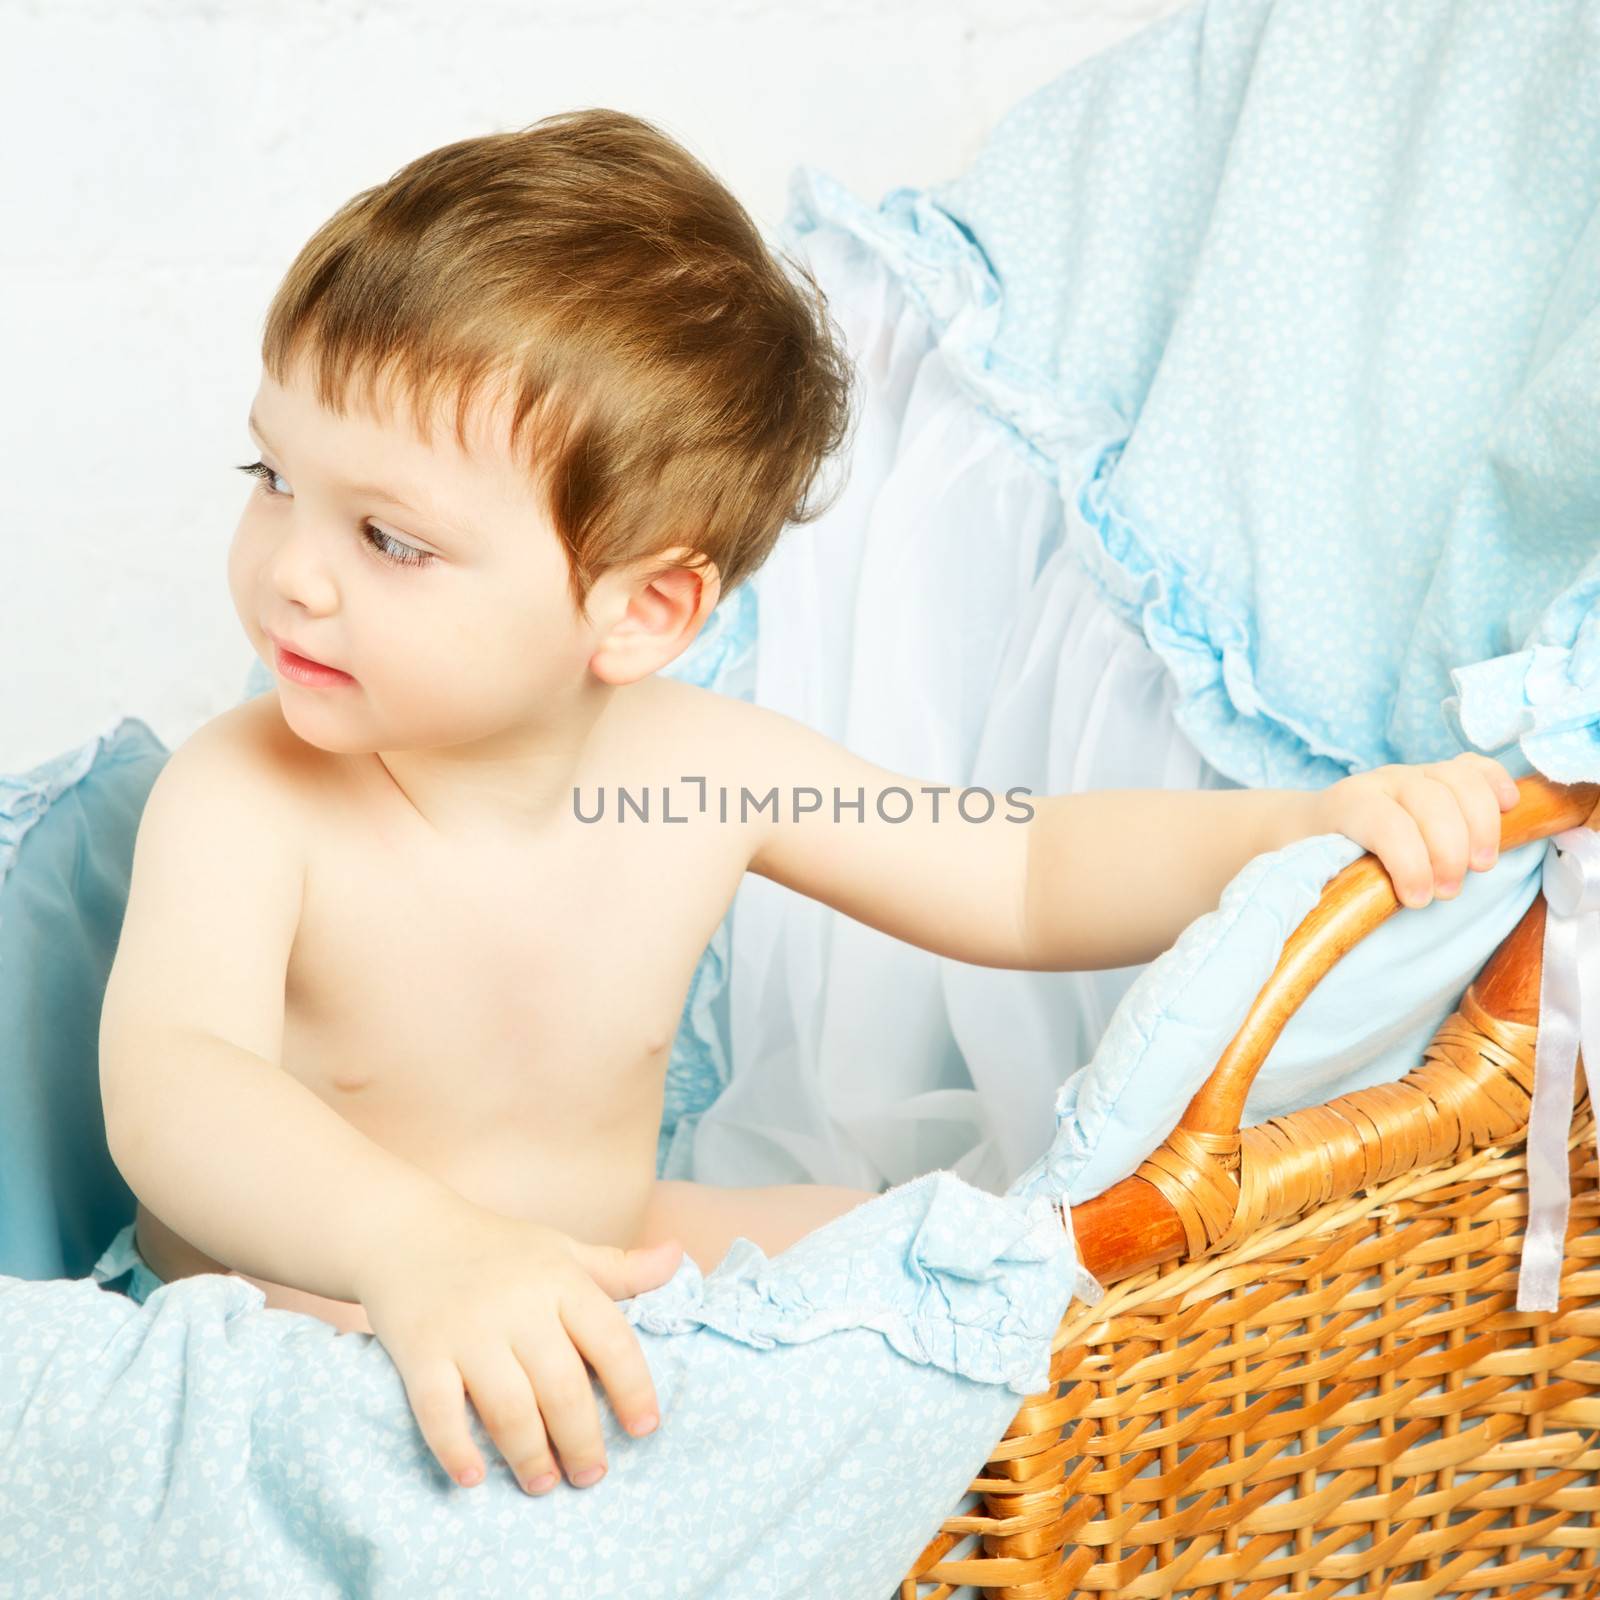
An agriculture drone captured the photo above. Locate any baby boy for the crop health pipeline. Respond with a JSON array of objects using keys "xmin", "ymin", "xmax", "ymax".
[{"xmin": 97, "ymin": 108, "xmax": 1519, "ymax": 1505}]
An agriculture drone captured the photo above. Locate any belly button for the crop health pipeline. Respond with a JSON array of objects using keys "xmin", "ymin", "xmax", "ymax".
[{"xmin": 331, "ymin": 1074, "xmax": 370, "ymax": 1094}]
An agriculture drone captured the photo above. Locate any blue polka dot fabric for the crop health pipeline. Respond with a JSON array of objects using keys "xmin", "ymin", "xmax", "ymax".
[
  {"xmin": 6, "ymin": 1175, "xmax": 1080, "ymax": 1599},
  {"xmin": 786, "ymin": 0, "xmax": 1600, "ymax": 791}
]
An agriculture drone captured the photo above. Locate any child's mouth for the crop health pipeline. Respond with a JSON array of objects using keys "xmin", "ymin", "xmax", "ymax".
[{"xmin": 271, "ymin": 638, "xmax": 356, "ymax": 688}]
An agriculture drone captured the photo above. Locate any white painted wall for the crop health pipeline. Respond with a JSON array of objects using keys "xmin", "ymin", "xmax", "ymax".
[{"xmin": 0, "ymin": 0, "xmax": 1191, "ymax": 771}]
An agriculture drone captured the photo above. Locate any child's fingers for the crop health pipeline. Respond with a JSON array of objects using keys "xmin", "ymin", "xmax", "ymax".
[
  {"xmin": 396, "ymin": 1351, "xmax": 486, "ymax": 1489},
  {"xmin": 560, "ymin": 1285, "xmax": 662, "ymax": 1440},
  {"xmin": 1382, "ymin": 774, "xmax": 1468, "ymax": 906},
  {"xmin": 461, "ymin": 1345, "xmax": 560, "ymax": 1496},
  {"xmin": 516, "ymin": 1321, "xmax": 611, "ymax": 1488},
  {"xmin": 1420, "ymin": 759, "xmax": 1505, "ymax": 877},
  {"xmin": 1341, "ymin": 795, "xmax": 1432, "ymax": 909},
  {"xmin": 566, "ymin": 1236, "xmax": 683, "ymax": 1300},
  {"xmin": 1445, "ymin": 751, "xmax": 1520, "ymax": 808}
]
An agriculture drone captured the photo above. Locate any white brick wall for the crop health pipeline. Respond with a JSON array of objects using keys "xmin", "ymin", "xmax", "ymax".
[{"xmin": 0, "ymin": 0, "xmax": 1190, "ymax": 770}]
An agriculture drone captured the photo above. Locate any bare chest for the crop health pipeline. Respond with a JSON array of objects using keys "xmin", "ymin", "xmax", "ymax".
[{"xmin": 278, "ymin": 782, "xmax": 746, "ymax": 1235}]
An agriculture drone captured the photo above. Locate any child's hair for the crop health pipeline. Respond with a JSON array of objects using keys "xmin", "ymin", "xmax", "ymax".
[{"xmin": 260, "ymin": 107, "xmax": 857, "ymax": 618}]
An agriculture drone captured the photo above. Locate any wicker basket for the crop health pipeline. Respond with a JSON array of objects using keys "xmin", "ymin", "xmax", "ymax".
[{"xmin": 901, "ymin": 775, "xmax": 1600, "ymax": 1599}]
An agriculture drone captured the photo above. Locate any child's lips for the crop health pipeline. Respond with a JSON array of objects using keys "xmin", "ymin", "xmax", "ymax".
[{"xmin": 268, "ymin": 631, "xmax": 355, "ymax": 686}]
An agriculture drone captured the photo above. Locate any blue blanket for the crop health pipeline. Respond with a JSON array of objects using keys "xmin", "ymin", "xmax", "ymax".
[
  {"xmin": 2, "ymin": 1174, "xmax": 1075, "ymax": 1598},
  {"xmin": 789, "ymin": 0, "xmax": 1600, "ymax": 790}
]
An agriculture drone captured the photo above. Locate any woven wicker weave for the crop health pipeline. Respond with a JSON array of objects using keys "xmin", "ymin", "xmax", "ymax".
[{"xmin": 900, "ymin": 776, "xmax": 1600, "ymax": 1599}]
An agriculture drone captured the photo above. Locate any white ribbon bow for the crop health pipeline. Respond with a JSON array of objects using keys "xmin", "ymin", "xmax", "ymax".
[{"xmin": 1516, "ymin": 825, "xmax": 1600, "ymax": 1313}]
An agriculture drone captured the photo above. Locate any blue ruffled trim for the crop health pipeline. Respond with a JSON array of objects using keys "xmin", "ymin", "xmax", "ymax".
[
  {"xmin": 1074, "ymin": 463, "xmax": 1368, "ymax": 790},
  {"xmin": 1, "ymin": 715, "xmax": 165, "ymax": 986},
  {"xmin": 0, "ymin": 716, "xmax": 154, "ymax": 885},
  {"xmin": 782, "ymin": 166, "xmax": 1128, "ymax": 486},
  {"xmin": 1445, "ymin": 570, "xmax": 1600, "ymax": 782},
  {"xmin": 624, "ymin": 1170, "xmax": 1096, "ymax": 1396},
  {"xmin": 80, "ymin": 1173, "xmax": 1093, "ymax": 1396},
  {"xmin": 781, "ymin": 165, "xmax": 1367, "ymax": 791},
  {"xmin": 89, "ymin": 1221, "xmax": 165, "ymax": 1306}
]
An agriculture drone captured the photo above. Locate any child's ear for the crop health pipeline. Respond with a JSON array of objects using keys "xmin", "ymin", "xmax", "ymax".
[{"xmin": 588, "ymin": 548, "xmax": 721, "ymax": 685}]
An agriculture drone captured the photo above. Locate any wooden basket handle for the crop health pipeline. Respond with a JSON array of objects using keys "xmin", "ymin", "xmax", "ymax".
[
  {"xmin": 1066, "ymin": 772, "xmax": 1600, "ymax": 1284},
  {"xmin": 1182, "ymin": 773, "xmax": 1600, "ymax": 1139}
]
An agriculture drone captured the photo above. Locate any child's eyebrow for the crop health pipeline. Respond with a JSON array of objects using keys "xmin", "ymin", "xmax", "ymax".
[{"xmin": 246, "ymin": 411, "xmax": 479, "ymax": 545}]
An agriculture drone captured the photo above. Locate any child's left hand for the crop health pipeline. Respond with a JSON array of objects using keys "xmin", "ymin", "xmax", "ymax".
[{"xmin": 1306, "ymin": 752, "xmax": 1521, "ymax": 910}]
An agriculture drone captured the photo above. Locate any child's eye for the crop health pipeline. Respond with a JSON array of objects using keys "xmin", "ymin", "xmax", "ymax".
[
  {"xmin": 237, "ymin": 458, "xmax": 290, "ymax": 497},
  {"xmin": 234, "ymin": 460, "xmax": 433, "ymax": 569},
  {"xmin": 362, "ymin": 526, "xmax": 432, "ymax": 568}
]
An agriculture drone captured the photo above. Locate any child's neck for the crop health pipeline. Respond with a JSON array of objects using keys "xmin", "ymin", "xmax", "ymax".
[{"xmin": 372, "ymin": 674, "xmax": 630, "ymax": 842}]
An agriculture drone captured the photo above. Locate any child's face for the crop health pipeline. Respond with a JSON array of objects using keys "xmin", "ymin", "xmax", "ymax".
[{"xmin": 230, "ymin": 358, "xmax": 636, "ymax": 759}]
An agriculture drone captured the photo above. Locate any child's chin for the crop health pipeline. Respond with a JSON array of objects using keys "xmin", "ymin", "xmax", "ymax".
[{"xmin": 274, "ymin": 694, "xmax": 376, "ymax": 755}]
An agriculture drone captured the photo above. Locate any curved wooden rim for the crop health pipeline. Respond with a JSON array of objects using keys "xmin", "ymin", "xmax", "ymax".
[{"xmin": 1065, "ymin": 773, "xmax": 1600, "ymax": 1286}]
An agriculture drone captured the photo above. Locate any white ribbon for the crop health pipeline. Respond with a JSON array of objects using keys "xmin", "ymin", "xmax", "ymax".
[{"xmin": 1516, "ymin": 826, "xmax": 1600, "ymax": 1313}]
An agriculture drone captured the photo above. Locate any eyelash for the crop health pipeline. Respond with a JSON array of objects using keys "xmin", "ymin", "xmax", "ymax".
[{"xmin": 235, "ymin": 461, "xmax": 434, "ymax": 569}]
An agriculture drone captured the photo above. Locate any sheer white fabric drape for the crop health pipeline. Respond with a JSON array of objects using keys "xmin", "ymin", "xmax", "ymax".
[{"xmin": 687, "ymin": 224, "xmax": 1240, "ymax": 1199}]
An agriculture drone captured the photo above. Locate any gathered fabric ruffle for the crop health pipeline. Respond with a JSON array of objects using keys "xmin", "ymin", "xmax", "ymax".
[
  {"xmin": 1445, "ymin": 565, "xmax": 1600, "ymax": 783},
  {"xmin": 624, "ymin": 1170, "xmax": 1096, "ymax": 1398},
  {"xmin": 785, "ymin": 0, "xmax": 1600, "ymax": 793},
  {"xmin": 85, "ymin": 1172, "xmax": 1093, "ymax": 1401},
  {"xmin": 0, "ymin": 712, "xmax": 135, "ymax": 881}
]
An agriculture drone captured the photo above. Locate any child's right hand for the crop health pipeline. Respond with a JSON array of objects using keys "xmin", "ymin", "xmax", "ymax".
[{"xmin": 354, "ymin": 1202, "xmax": 683, "ymax": 1495}]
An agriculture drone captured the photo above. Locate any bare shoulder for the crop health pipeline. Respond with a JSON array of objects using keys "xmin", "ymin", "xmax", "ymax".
[
  {"xmin": 630, "ymin": 674, "xmax": 809, "ymax": 746},
  {"xmin": 609, "ymin": 676, "xmax": 818, "ymax": 872},
  {"xmin": 623, "ymin": 674, "xmax": 811, "ymax": 778},
  {"xmin": 170, "ymin": 691, "xmax": 332, "ymax": 833},
  {"xmin": 102, "ymin": 691, "xmax": 313, "ymax": 1069}
]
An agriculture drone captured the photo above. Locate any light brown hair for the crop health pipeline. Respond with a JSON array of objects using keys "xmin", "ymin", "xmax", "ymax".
[{"xmin": 260, "ymin": 107, "xmax": 856, "ymax": 616}]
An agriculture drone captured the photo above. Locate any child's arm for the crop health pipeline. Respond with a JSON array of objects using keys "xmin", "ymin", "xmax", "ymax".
[
  {"xmin": 1023, "ymin": 754, "xmax": 1520, "ymax": 969},
  {"xmin": 99, "ymin": 721, "xmax": 675, "ymax": 1495},
  {"xmin": 732, "ymin": 701, "xmax": 1518, "ymax": 973},
  {"xmin": 98, "ymin": 722, "xmax": 457, "ymax": 1299}
]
